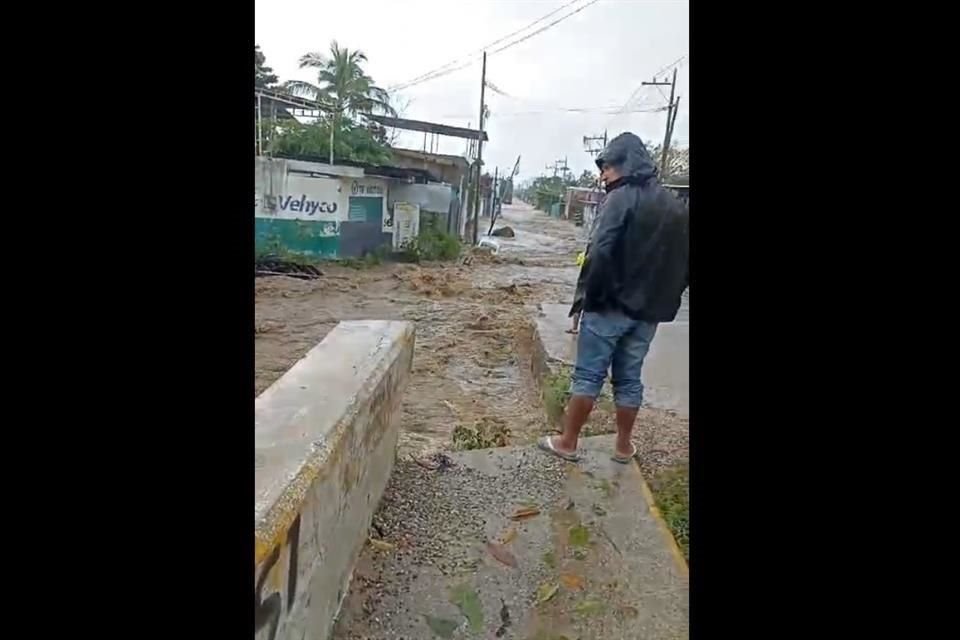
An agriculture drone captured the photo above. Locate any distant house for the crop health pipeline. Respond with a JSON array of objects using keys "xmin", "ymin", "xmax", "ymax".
[{"xmin": 388, "ymin": 148, "xmax": 471, "ymax": 186}]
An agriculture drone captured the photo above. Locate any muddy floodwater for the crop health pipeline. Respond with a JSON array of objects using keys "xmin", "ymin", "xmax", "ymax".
[
  {"xmin": 256, "ymin": 204, "xmax": 586, "ymax": 456},
  {"xmin": 255, "ymin": 203, "xmax": 688, "ymax": 463}
]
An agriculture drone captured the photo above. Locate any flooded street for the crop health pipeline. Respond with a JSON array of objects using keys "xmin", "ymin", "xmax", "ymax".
[
  {"xmin": 256, "ymin": 203, "xmax": 584, "ymax": 457},
  {"xmin": 255, "ymin": 202, "xmax": 688, "ymax": 461}
]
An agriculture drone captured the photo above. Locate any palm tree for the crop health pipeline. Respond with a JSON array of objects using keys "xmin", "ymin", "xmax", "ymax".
[{"xmin": 284, "ymin": 41, "xmax": 395, "ymax": 165}]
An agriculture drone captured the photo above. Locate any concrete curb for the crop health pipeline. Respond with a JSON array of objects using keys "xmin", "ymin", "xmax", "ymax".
[
  {"xmin": 531, "ymin": 312, "xmax": 688, "ymax": 576},
  {"xmin": 633, "ymin": 458, "xmax": 689, "ymax": 576}
]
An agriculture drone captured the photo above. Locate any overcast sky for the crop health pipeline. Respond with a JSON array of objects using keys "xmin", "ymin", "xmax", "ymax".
[{"xmin": 255, "ymin": 0, "xmax": 688, "ymax": 181}]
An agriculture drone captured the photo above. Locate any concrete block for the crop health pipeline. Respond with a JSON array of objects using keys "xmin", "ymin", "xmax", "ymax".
[{"xmin": 254, "ymin": 320, "xmax": 415, "ymax": 640}]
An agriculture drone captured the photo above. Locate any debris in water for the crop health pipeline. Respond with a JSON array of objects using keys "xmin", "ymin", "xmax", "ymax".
[
  {"xmin": 423, "ymin": 614, "xmax": 458, "ymax": 638},
  {"xmin": 542, "ymin": 551, "xmax": 557, "ymax": 568},
  {"xmin": 486, "ymin": 541, "xmax": 518, "ymax": 568},
  {"xmin": 254, "ymin": 254, "xmax": 324, "ymax": 280}
]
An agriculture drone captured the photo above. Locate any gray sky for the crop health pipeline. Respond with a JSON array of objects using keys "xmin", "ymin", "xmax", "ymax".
[{"xmin": 255, "ymin": 0, "xmax": 688, "ymax": 181}]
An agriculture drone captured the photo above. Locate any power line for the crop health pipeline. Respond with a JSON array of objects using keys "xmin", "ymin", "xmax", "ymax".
[
  {"xmin": 438, "ymin": 105, "xmax": 667, "ymax": 119},
  {"xmin": 488, "ymin": 0, "xmax": 600, "ymax": 56},
  {"xmin": 392, "ymin": 0, "xmax": 601, "ymax": 92},
  {"xmin": 389, "ymin": 0, "xmax": 583, "ymax": 91},
  {"xmin": 604, "ymin": 54, "xmax": 686, "ymax": 129}
]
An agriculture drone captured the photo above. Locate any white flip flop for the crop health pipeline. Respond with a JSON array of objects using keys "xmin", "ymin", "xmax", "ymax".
[{"xmin": 538, "ymin": 435, "xmax": 581, "ymax": 462}]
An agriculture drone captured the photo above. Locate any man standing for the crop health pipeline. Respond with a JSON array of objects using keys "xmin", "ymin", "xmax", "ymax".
[{"xmin": 540, "ymin": 133, "xmax": 689, "ymax": 463}]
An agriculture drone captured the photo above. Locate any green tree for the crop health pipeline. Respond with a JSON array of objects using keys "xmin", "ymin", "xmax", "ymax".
[
  {"xmin": 518, "ymin": 175, "xmax": 569, "ymax": 212},
  {"xmin": 647, "ymin": 142, "xmax": 689, "ymax": 182},
  {"xmin": 255, "ymin": 45, "xmax": 279, "ymax": 89},
  {"xmin": 269, "ymin": 118, "xmax": 392, "ymax": 166},
  {"xmin": 284, "ymin": 40, "xmax": 395, "ymax": 165},
  {"xmin": 576, "ymin": 169, "xmax": 597, "ymax": 188}
]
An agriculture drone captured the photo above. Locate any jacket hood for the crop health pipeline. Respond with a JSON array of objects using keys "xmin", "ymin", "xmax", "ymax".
[{"xmin": 595, "ymin": 132, "xmax": 657, "ymax": 185}]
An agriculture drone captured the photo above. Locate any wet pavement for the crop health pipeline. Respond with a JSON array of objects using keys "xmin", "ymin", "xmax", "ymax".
[
  {"xmin": 324, "ymin": 204, "xmax": 689, "ymax": 639},
  {"xmin": 332, "ymin": 436, "xmax": 688, "ymax": 640},
  {"xmin": 535, "ymin": 304, "xmax": 689, "ymax": 418}
]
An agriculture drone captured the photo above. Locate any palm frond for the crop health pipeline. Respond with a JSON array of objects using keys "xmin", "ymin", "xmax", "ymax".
[
  {"xmin": 297, "ymin": 52, "xmax": 328, "ymax": 69},
  {"xmin": 282, "ymin": 80, "xmax": 321, "ymax": 100}
]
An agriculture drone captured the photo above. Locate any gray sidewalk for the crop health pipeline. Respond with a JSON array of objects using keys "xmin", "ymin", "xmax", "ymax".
[{"xmin": 332, "ymin": 436, "xmax": 688, "ymax": 639}]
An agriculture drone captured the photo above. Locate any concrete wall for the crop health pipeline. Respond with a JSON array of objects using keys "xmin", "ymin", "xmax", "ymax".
[
  {"xmin": 255, "ymin": 157, "xmax": 350, "ymax": 258},
  {"xmin": 254, "ymin": 320, "xmax": 415, "ymax": 640},
  {"xmin": 256, "ymin": 156, "xmax": 456, "ymax": 258},
  {"xmin": 387, "ymin": 182, "xmax": 454, "ymax": 235}
]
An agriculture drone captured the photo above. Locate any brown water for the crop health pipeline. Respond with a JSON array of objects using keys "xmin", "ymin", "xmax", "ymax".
[{"xmin": 255, "ymin": 203, "xmax": 586, "ymax": 457}]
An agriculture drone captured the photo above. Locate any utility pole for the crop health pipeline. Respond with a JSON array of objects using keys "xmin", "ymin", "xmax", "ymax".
[
  {"xmin": 256, "ymin": 93, "xmax": 263, "ymax": 155},
  {"xmin": 488, "ymin": 166, "xmax": 500, "ymax": 235},
  {"xmin": 471, "ymin": 51, "xmax": 487, "ymax": 246},
  {"xmin": 583, "ymin": 131, "xmax": 607, "ymax": 156},
  {"xmin": 643, "ymin": 68, "xmax": 678, "ymax": 179},
  {"xmin": 546, "ymin": 158, "xmax": 569, "ymax": 178}
]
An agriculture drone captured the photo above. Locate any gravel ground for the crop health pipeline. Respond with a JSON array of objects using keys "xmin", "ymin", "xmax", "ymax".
[
  {"xmin": 333, "ymin": 438, "xmax": 688, "ymax": 640},
  {"xmin": 331, "ymin": 456, "xmax": 569, "ymax": 639},
  {"xmin": 579, "ymin": 405, "xmax": 689, "ymax": 479}
]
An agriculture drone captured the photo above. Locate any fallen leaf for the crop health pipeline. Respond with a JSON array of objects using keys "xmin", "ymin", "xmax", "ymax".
[
  {"xmin": 486, "ymin": 541, "xmax": 518, "ymax": 568},
  {"xmin": 574, "ymin": 600, "xmax": 605, "ymax": 616},
  {"xmin": 569, "ymin": 525, "xmax": 590, "ymax": 547},
  {"xmin": 368, "ymin": 537, "xmax": 395, "ymax": 552},
  {"xmin": 423, "ymin": 614, "xmax": 458, "ymax": 638},
  {"xmin": 449, "ymin": 584, "xmax": 484, "ymax": 631},
  {"xmin": 542, "ymin": 551, "xmax": 556, "ymax": 568},
  {"xmin": 560, "ymin": 573, "xmax": 585, "ymax": 590},
  {"xmin": 511, "ymin": 506, "xmax": 541, "ymax": 520},
  {"xmin": 536, "ymin": 582, "xmax": 560, "ymax": 605},
  {"xmin": 499, "ymin": 527, "xmax": 518, "ymax": 544}
]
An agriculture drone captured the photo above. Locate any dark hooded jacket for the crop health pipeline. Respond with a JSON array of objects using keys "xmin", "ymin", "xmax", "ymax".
[{"xmin": 582, "ymin": 133, "xmax": 688, "ymax": 322}]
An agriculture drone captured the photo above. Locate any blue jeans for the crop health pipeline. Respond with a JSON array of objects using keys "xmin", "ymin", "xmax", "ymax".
[{"xmin": 570, "ymin": 311, "xmax": 658, "ymax": 408}]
